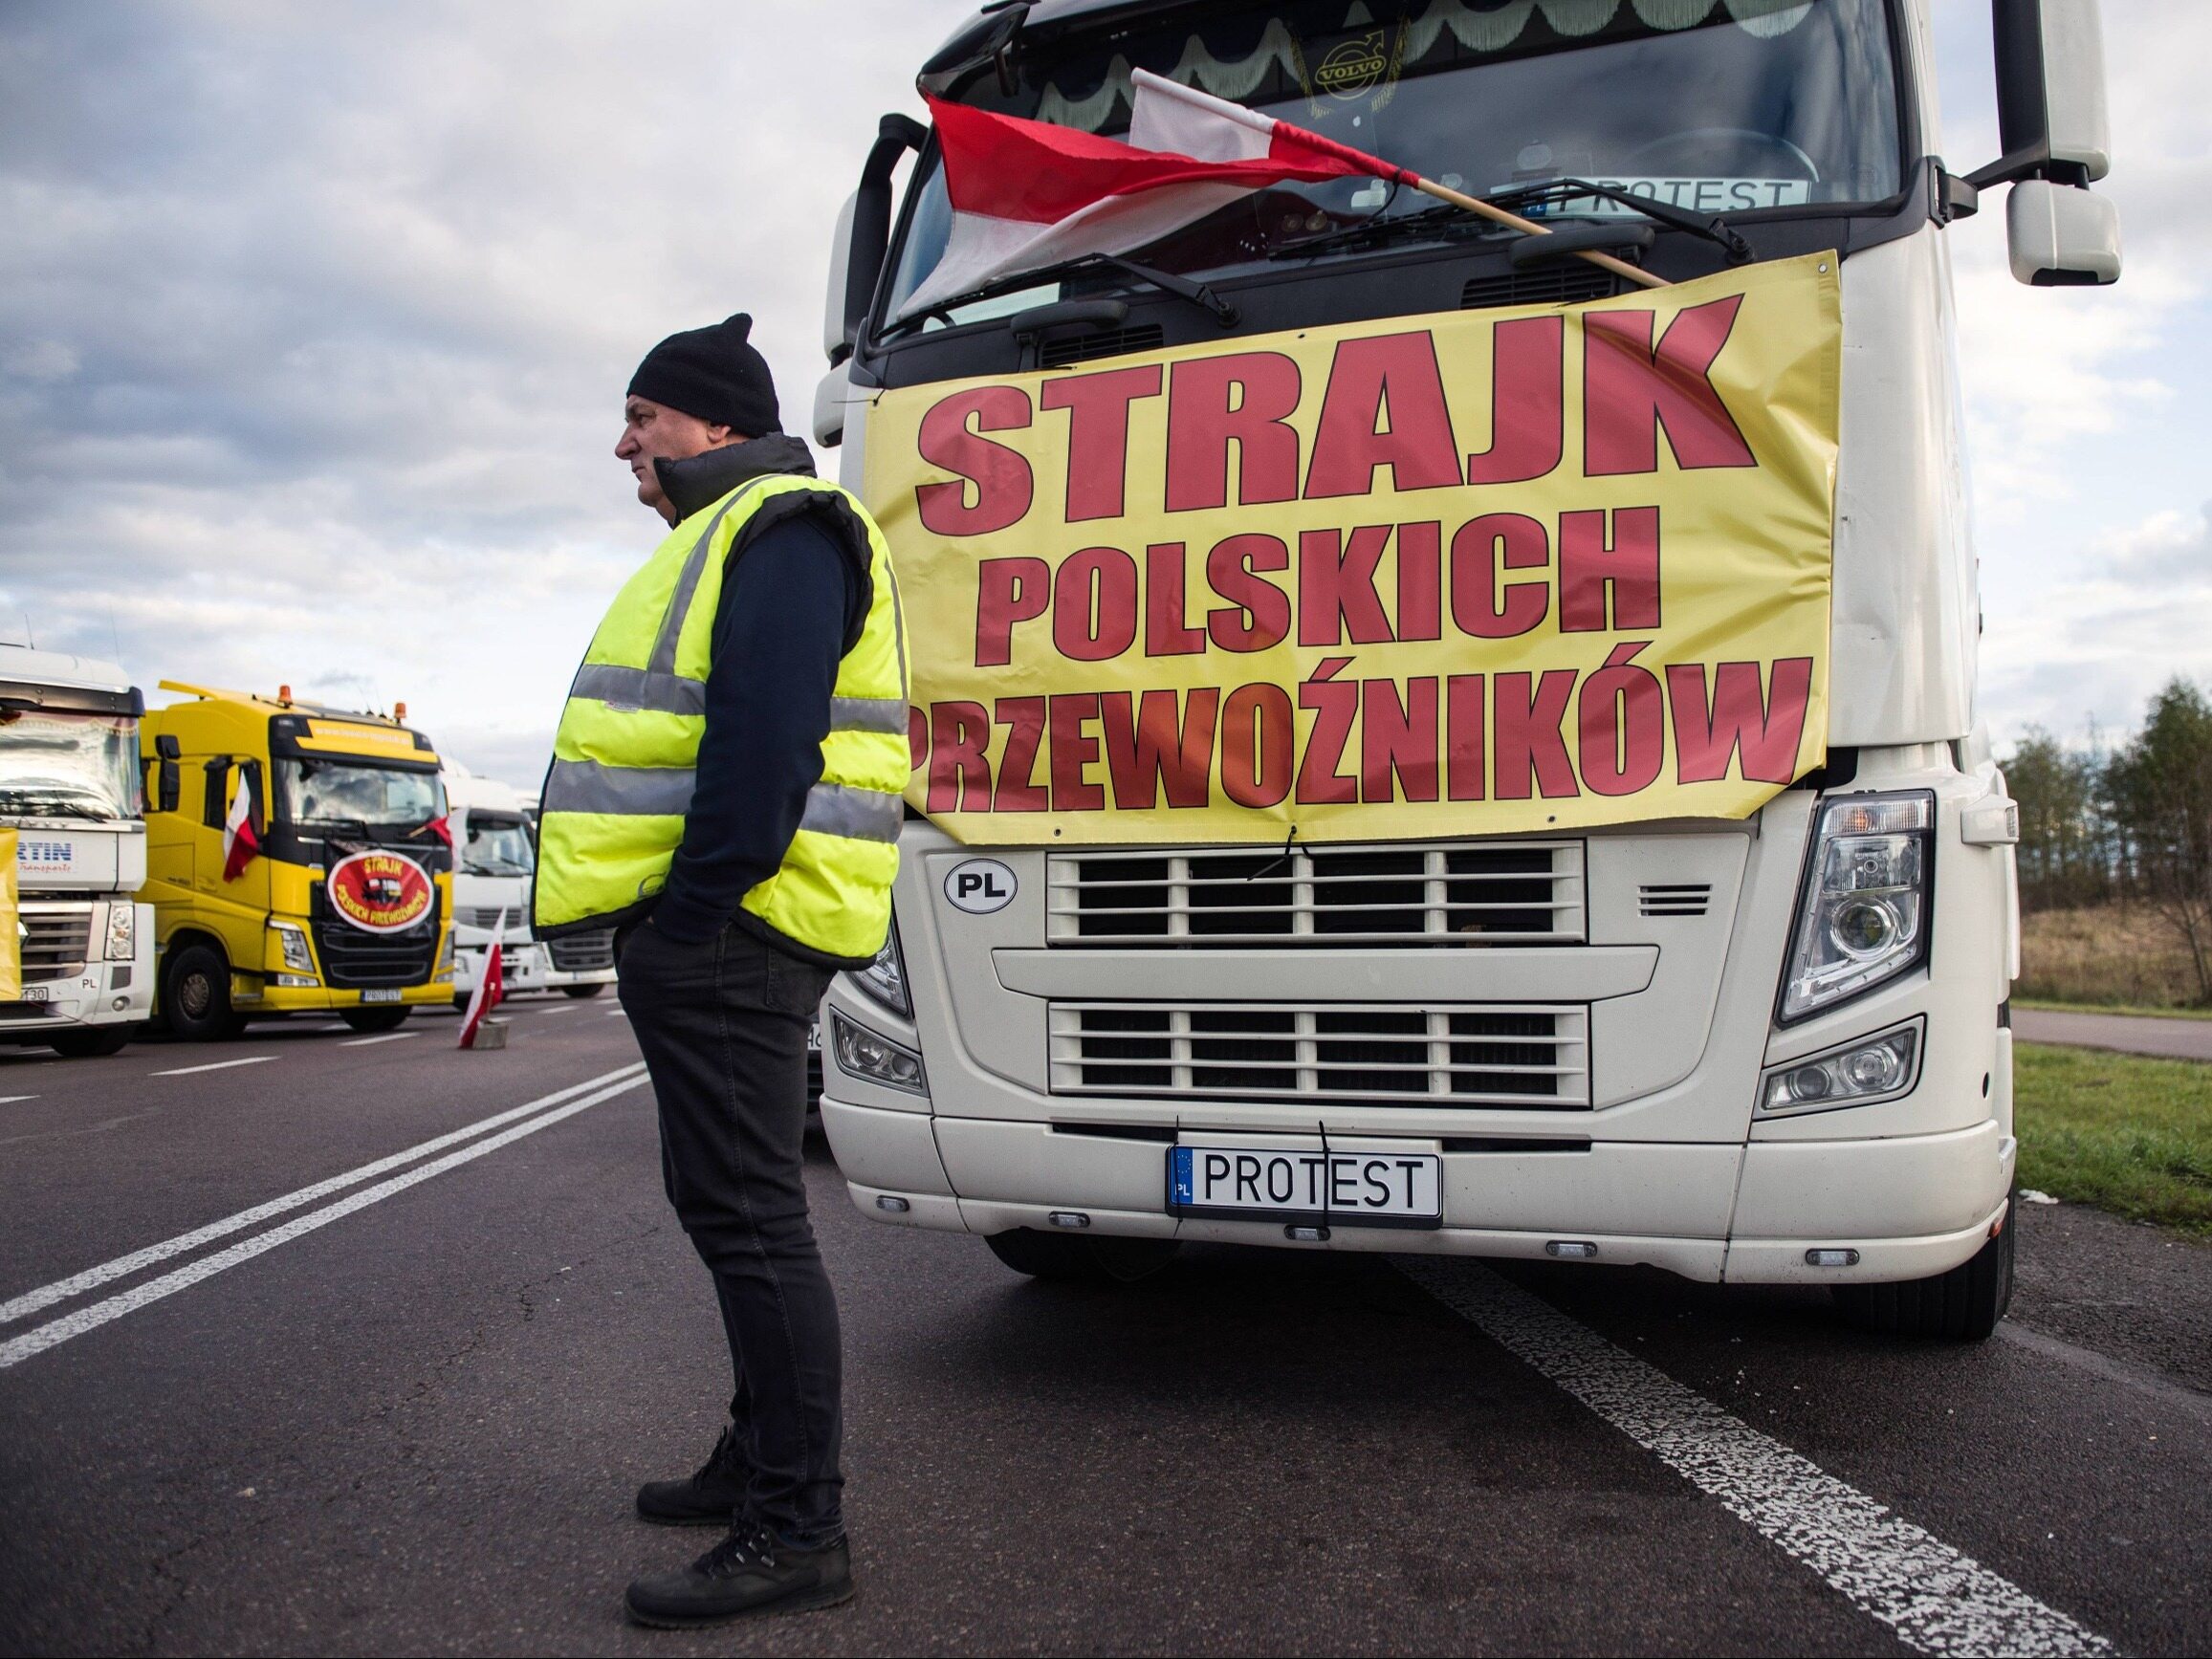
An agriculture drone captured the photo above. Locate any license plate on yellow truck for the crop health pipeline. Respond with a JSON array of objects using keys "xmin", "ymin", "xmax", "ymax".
[{"xmin": 1168, "ymin": 1142, "xmax": 1442, "ymax": 1228}]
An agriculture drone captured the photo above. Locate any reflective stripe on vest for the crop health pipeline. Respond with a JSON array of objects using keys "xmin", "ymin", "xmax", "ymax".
[{"xmin": 533, "ymin": 470, "xmax": 908, "ymax": 958}]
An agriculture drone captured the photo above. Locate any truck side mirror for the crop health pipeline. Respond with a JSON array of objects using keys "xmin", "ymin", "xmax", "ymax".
[
  {"xmin": 1970, "ymin": 0, "xmax": 2121, "ymax": 286},
  {"xmin": 815, "ymin": 114, "xmax": 927, "ymax": 448},
  {"xmin": 155, "ymin": 733, "xmax": 181, "ymax": 760}
]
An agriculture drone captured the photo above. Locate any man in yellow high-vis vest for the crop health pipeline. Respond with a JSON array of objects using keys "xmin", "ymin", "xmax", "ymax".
[{"xmin": 534, "ymin": 315, "xmax": 905, "ymax": 1628}]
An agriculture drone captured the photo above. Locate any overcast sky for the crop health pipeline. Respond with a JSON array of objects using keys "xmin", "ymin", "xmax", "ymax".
[{"xmin": 2, "ymin": 0, "xmax": 2206, "ymax": 787}]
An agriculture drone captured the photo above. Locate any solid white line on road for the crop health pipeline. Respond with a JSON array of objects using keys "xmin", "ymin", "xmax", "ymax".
[
  {"xmin": 1398, "ymin": 1260, "xmax": 2113, "ymax": 1659},
  {"xmin": 604, "ymin": 1008, "xmax": 628, "ymax": 1017},
  {"xmin": 0, "ymin": 1095, "xmax": 37, "ymax": 1104},
  {"xmin": 0, "ymin": 1070, "xmax": 651, "ymax": 1371},
  {"xmin": 0, "ymin": 1062, "xmax": 646, "ymax": 1328},
  {"xmin": 337, "ymin": 1031, "xmax": 419, "ymax": 1048},
  {"xmin": 149, "ymin": 1056, "xmax": 278, "ymax": 1078}
]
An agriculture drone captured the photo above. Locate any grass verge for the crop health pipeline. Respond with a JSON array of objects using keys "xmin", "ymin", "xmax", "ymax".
[
  {"xmin": 2017, "ymin": 998, "xmax": 2212, "ymax": 1022},
  {"xmin": 2017, "ymin": 1041, "xmax": 2212, "ymax": 1237}
]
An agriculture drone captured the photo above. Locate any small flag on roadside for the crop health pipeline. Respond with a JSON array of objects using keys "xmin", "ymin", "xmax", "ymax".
[
  {"xmin": 457, "ymin": 907, "xmax": 505, "ymax": 1050},
  {"xmin": 221, "ymin": 774, "xmax": 260, "ymax": 882}
]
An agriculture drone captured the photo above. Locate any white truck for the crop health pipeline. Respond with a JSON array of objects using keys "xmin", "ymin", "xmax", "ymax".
[
  {"xmin": 810, "ymin": 0, "xmax": 2119, "ymax": 1338},
  {"xmin": 446, "ymin": 766, "xmax": 614, "ymax": 1006},
  {"xmin": 0, "ymin": 645, "xmax": 157, "ymax": 1057}
]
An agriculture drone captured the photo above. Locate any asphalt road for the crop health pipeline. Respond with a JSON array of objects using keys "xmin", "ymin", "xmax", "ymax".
[
  {"xmin": 1, "ymin": 1003, "xmax": 2206, "ymax": 1656},
  {"xmin": 2013, "ymin": 1007, "xmax": 2212, "ymax": 1062}
]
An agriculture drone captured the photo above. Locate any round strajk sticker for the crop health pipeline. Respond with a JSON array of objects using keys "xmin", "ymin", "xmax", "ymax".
[
  {"xmin": 944, "ymin": 858, "xmax": 1017, "ymax": 915},
  {"xmin": 327, "ymin": 850, "xmax": 434, "ymax": 934}
]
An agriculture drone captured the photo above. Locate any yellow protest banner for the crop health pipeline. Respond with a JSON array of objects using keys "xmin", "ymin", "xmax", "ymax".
[
  {"xmin": 0, "ymin": 828, "xmax": 18, "ymax": 1000},
  {"xmin": 865, "ymin": 251, "xmax": 1840, "ymax": 846}
]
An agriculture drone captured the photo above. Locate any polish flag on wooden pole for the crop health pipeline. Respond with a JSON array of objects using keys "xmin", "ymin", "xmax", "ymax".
[
  {"xmin": 220, "ymin": 774, "xmax": 260, "ymax": 882},
  {"xmin": 457, "ymin": 907, "xmax": 506, "ymax": 1050},
  {"xmin": 1127, "ymin": 69, "xmax": 1665, "ymax": 290},
  {"xmin": 902, "ymin": 93, "xmax": 1367, "ymax": 317}
]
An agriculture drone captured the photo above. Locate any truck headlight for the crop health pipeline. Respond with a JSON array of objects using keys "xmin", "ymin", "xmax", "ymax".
[
  {"xmin": 847, "ymin": 916, "xmax": 910, "ymax": 1016},
  {"xmin": 104, "ymin": 904, "xmax": 137, "ymax": 962},
  {"xmin": 435, "ymin": 928, "xmax": 454, "ymax": 976},
  {"xmin": 1761, "ymin": 1021, "xmax": 1921, "ymax": 1115},
  {"xmin": 1779, "ymin": 792, "xmax": 1934, "ymax": 1023},
  {"xmin": 830, "ymin": 1010, "xmax": 926, "ymax": 1093},
  {"xmin": 271, "ymin": 922, "xmax": 315, "ymax": 973}
]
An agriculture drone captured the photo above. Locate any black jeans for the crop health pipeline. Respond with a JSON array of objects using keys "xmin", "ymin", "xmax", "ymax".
[{"xmin": 618, "ymin": 918, "xmax": 842, "ymax": 1540}]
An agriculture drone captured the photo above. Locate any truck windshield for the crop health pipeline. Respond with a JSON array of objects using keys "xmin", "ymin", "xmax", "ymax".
[
  {"xmin": 887, "ymin": 0, "xmax": 1901, "ymax": 324},
  {"xmin": 274, "ymin": 759, "xmax": 443, "ymax": 834},
  {"xmin": 0, "ymin": 710, "xmax": 140, "ymax": 821},
  {"xmin": 462, "ymin": 813, "xmax": 535, "ymax": 877}
]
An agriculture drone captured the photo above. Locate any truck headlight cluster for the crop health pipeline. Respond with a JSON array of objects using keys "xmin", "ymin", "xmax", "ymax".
[
  {"xmin": 1760, "ymin": 1022, "xmax": 1921, "ymax": 1116},
  {"xmin": 1779, "ymin": 792, "xmax": 1934, "ymax": 1022},
  {"xmin": 847, "ymin": 916, "xmax": 910, "ymax": 1017},
  {"xmin": 831, "ymin": 1011, "xmax": 926, "ymax": 1093},
  {"xmin": 104, "ymin": 904, "xmax": 137, "ymax": 963},
  {"xmin": 271, "ymin": 922, "xmax": 315, "ymax": 974}
]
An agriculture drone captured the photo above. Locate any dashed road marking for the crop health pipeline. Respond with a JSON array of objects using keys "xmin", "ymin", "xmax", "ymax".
[
  {"xmin": 337, "ymin": 1031, "xmax": 418, "ymax": 1048},
  {"xmin": 0, "ymin": 1068, "xmax": 651, "ymax": 1370},
  {"xmin": 0, "ymin": 1095, "xmax": 38, "ymax": 1103},
  {"xmin": 1398, "ymin": 1259, "xmax": 2113, "ymax": 1658},
  {"xmin": 0, "ymin": 1062, "xmax": 646, "ymax": 1328},
  {"xmin": 150, "ymin": 1056, "xmax": 277, "ymax": 1078}
]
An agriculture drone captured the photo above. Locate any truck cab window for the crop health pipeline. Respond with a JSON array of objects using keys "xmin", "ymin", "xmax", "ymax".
[
  {"xmin": 462, "ymin": 813, "xmax": 535, "ymax": 877},
  {"xmin": 0, "ymin": 709, "xmax": 141, "ymax": 823},
  {"xmin": 274, "ymin": 759, "xmax": 442, "ymax": 833},
  {"xmin": 885, "ymin": 0, "xmax": 1902, "ymax": 327}
]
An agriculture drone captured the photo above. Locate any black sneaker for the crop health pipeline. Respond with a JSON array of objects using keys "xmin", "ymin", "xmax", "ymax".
[
  {"xmin": 624, "ymin": 1520, "xmax": 855, "ymax": 1627},
  {"xmin": 634, "ymin": 1424, "xmax": 747, "ymax": 1527}
]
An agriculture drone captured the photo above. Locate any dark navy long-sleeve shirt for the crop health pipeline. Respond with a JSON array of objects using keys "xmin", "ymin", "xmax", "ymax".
[{"xmin": 650, "ymin": 509, "xmax": 867, "ymax": 949}]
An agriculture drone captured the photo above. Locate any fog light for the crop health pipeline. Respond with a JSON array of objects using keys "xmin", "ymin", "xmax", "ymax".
[
  {"xmin": 111, "ymin": 996, "xmax": 129, "ymax": 1012},
  {"xmin": 1806, "ymin": 1248, "xmax": 1861, "ymax": 1267},
  {"xmin": 1047, "ymin": 1211, "xmax": 1090, "ymax": 1230},
  {"xmin": 1761, "ymin": 1023, "xmax": 1921, "ymax": 1117},
  {"xmin": 875, "ymin": 1194, "xmax": 910, "ymax": 1213},
  {"xmin": 274, "ymin": 973, "xmax": 319, "ymax": 988},
  {"xmin": 830, "ymin": 1011, "xmax": 927, "ymax": 1094},
  {"xmin": 1545, "ymin": 1240, "xmax": 1599, "ymax": 1259},
  {"xmin": 1285, "ymin": 1224, "xmax": 1329, "ymax": 1242}
]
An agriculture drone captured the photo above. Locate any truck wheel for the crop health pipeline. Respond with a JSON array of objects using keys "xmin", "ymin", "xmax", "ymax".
[
  {"xmin": 1832, "ymin": 1195, "xmax": 2015, "ymax": 1342},
  {"xmin": 340, "ymin": 1007, "xmax": 411, "ymax": 1035},
  {"xmin": 49, "ymin": 1025, "xmax": 139, "ymax": 1059},
  {"xmin": 985, "ymin": 1230, "xmax": 1179, "ymax": 1284},
  {"xmin": 164, "ymin": 943, "xmax": 244, "ymax": 1041},
  {"xmin": 561, "ymin": 983, "xmax": 605, "ymax": 999}
]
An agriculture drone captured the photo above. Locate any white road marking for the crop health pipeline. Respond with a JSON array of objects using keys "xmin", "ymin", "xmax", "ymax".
[
  {"xmin": 0, "ymin": 1070, "xmax": 650, "ymax": 1370},
  {"xmin": 0, "ymin": 1095, "xmax": 38, "ymax": 1103},
  {"xmin": 149, "ymin": 1056, "xmax": 277, "ymax": 1078},
  {"xmin": 337, "ymin": 1031, "xmax": 418, "ymax": 1048},
  {"xmin": 1398, "ymin": 1260, "xmax": 2112, "ymax": 1659},
  {"xmin": 0, "ymin": 1062, "xmax": 646, "ymax": 1327},
  {"xmin": 604, "ymin": 1008, "xmax": 628, "ymax": 1017}
]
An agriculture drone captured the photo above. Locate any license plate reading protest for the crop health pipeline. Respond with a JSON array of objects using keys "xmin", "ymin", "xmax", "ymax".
[{"xmin": 1169, "ymin": 1143, "xmax": 1441, "ymax": 1227}]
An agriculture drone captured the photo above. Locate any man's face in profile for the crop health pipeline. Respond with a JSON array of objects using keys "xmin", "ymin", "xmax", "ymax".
[{"xmin": 615, "ymin": 396, "xmax": 736, "ymax": 523}]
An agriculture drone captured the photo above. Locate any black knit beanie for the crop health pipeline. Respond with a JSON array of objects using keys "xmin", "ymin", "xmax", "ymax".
[{"xmin": 627, "ymin": 313, "xmax": 782, "ymax": 436}]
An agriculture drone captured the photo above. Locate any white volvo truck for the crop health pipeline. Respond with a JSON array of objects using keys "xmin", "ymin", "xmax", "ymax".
[
  {"xmin": 447, "ymin": 765, "xmax": 615, "ymax": 1004},
  {"xmin": 0, "ymin": 646, "xmax": 157, "ymax": 1057},
  {"xmin": 810, "ymin": 0, "xmax": 2119, "ymax": 1337}
]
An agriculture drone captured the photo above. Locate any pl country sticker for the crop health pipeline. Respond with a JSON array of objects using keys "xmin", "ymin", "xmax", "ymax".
[{"xmin": 327, "ymin": 850, "xmax": 434, "ymax": 933}]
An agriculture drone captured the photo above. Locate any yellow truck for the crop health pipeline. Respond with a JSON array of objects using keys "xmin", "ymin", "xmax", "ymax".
[{"xmin": 139, "ymin": 684, "xmax": 453, "ymax": 1038}]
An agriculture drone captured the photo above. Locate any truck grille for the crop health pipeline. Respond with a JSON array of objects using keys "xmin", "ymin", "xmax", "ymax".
[
  {"xmin": 457, "ymin": 906, "xmax": 522, "ymax": 931},
  {"xmin": 1050, "ymin": 1003, "xmax": 1589, "ymax": 1109},
  {"xmin": 1047, "ymin": 842, "xmax": 1583, "ymax": 948},
  {"xmin": 310, "ymin": 890, "xmax": 441, "ymax": 990},
  {"xmin": 17, "ymin": 904, "xmax": 93, "ymax": 984},
  {"xmin": 548, "ymin": 930, "xmax": 615, "ymax": 973}
]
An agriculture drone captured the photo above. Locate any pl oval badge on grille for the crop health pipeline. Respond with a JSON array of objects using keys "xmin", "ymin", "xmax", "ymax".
[{"xmin": 944, "ymin": 858, "xmax": 1017, "ymax": 915}]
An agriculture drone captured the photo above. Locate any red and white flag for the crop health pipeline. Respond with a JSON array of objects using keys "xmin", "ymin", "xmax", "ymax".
[
  {"xmin": 902, "ymin": 85, "xmax": 1369, "ymax": 318},
  {"xmin": 1127, "ymin": 68, "xmax": 1412, "ymax": 184},
  {"xmin": 220, "ymin": 775, "xmax": 259, "ymax": 882},
  {"xmin": 457, "ymin": 906, "xmax": 506, "ymax": 1049}
]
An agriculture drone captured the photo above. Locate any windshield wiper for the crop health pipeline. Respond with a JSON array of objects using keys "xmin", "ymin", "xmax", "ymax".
[
  {"xmin": 1264, "ymin": 201, "xmax": 1478, "ymax": 261},
  {"xmin": 1488, "ymin": 179, "xmax": 1754, "ymax": 264},
  {"xmin": 880, "ymin": 251, "xmax": 1237, "ymax": 341}
]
